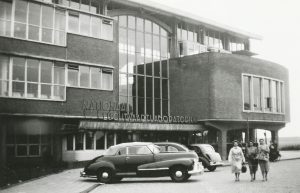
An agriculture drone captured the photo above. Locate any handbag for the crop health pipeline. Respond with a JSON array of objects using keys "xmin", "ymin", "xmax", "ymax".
[{"xmin": 241, "ymin": 163, "xmax": 247, "ymax": 173}]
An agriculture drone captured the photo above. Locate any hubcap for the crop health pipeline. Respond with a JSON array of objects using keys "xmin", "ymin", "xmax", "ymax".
[
  {"xmin": 102, "ymin": 172, "xmax": 109, "ymax": 178},
  {"xmin": 175, "ymin": 171, "xmax": 183, "ymax": 177}
]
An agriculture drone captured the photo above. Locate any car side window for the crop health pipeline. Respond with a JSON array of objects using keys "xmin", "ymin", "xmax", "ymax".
[
  {"xmin": 168, "ymin": 146, "xmax": 179, "ymax": 152},
  {"xmin": 128, "ymin": 146, "xmax": 152, "ymax": 155},
  {"xmin": 158, "ymin": 145, "xmax": 167, "ymax": 152},
  {"xmin": 117, "ymin": 147, "xmax": 127, "ymax": 155}
]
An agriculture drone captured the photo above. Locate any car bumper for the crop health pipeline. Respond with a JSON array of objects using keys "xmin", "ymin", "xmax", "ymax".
[{"xmin": 188, "ymin": 162, "xmax": 204, "ymax": 175}]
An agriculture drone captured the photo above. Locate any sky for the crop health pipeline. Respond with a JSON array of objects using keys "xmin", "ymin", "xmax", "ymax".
[{"xmin": 151, "ymin": 0, "xmax": 300, "ymax": 137}]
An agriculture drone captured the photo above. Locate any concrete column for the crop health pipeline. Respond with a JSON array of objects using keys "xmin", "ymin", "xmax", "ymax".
[
  {"xmin": 250, "ymin": 128, "xmax": 256, "ymax": 142},
  {"xmin": 0, "ymin": 119, "xmax": 7, "ymax": 185},
  {"xmin": 218, "ymin": 129, "xmax": 228, "ymax": 160},
  {"xmin": 271, "ymin": 130, "xmax": 279, "ymax": 145}
]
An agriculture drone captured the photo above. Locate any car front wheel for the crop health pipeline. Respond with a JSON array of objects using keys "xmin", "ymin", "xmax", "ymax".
[
  {"xmin": 97, "ymin": 168, "xmax": 113, "ymax": 183},
  {"xmin": 207, "ymin": 166, "xmax": 217, "ymax": 172},
  {"xmin": 170, "ymin": 166, "xmax": 189, "ymax": 182}
]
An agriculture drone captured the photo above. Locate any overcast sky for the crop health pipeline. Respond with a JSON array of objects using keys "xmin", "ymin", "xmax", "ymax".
[{"xmin": 151, "ymin": 0, "xmax": 300, "ymax": 137}]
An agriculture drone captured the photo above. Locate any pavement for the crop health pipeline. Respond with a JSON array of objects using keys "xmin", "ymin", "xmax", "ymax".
[{"xmin": 1, "ymin": 150, "xmax": 300, "ymax": 193}]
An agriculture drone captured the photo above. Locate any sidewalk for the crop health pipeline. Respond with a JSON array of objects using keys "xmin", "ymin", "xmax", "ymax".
[{"xmin": 1, "ymin": 151, "xmax": 300, "ymax": 193}]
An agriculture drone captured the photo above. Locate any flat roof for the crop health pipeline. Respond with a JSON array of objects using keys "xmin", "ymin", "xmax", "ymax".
[{"xmin": 112, "ymin": 0, "xmax": 262, "ymax": 40}]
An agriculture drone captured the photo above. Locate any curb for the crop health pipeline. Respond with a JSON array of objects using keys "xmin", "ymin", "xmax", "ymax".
[{"xmin": 79, "ymin": 184, "xmax": 102, "ymax": 193}]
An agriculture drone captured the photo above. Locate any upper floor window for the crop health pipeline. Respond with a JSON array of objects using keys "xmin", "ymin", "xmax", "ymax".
[
  {"xmin": 52, "ymin": 0, "xmax": 104, "ymax": 15},
  {"xmin": 0, "ymin": 0, "xmax": 12, "ymax": 37},
  {"xmin": 242, "ymin": 74, "xmax": 284, "ymax": 113}
]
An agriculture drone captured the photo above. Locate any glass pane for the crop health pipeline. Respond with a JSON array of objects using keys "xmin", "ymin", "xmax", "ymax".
[
  {"xmin": 42, "ymin": 6, "xmax": 54, "ymax": 28},
  {"xmin": 15, "ymin": 0, "xmax": 27, "ymax": 23},
  {"xmin": 17, "ymin": 145, "xmax": 27, "ymax": 156},
  {"xmin": 29, "ymin": 145, "xmax": 39, "ymax": 156},
  {"xmin": 162, "ymin": 79, "xmax": 168, "ymax": 99},
  {"xmin": 153, "ymin": 35, "xmax": 160, "ymax": 61},
  {"xmin": 0, "ymin": 55, "xmax": 9, "ymax": 80},
  {"xmin": 95, "ymin": 131, "xmax": 104, "ymax": 150},
  {"xmin": 119, "ymin": 15, "xmax": 127, "ymax": 28},
  {"xmin": 54, "ymin": 62, "xmax": 65, "ymax": 85},
  {"xmin": 0, "ymin": 80, "xmax": 9, "ymax": 96},
  {"xmin": 102, "ymin": 21, "xmax": 113, "ymax": 41},
  {"xmin": 27, "ymin": 83, "xmax": 38, "ymax": 98},
  {"xmin": 145, "ymin": 20, "xmax": 152, "ymax": 33},
  {"xmin": 79, "ymin": 65, "xmax": 90, "ymax": 87},
  {"xmin": 146, "ymin": 98, "xmax": 152, "ymax": 116},
  {"xmin": 128, "ymin": 54, "xmax": 135, "ymax": 74},
  {"xmin": 80, "ymin": 0, "xmax": 90, "ymax": 11},
  {"xmin": 13, "ymin": 57, "xmax": 25, "ymax": 81},
  {"xmin": 128, "ymin": 15, "xmax": 135, "ymax": 29},
  {"xmin": 102, "ymin": 70, "xmax": 112, "ymax": 90},
  {"xmin": 161, "ymin": 60, "xmax": 168, "ymax": 78},
  {"xmin": 136, "ymin": 32, "xmax": 144, "ymax": 53},
  {"xmin": 128, "ymin": 96, "xmax": 136, "ymax": 114},
  {"xmin": 119, "ymin": 95, "xmax": 127, "ymax": 113},
  {"xmin": 106, "ymin": 132, "xmax": 114, "ymax": 148},
  {"xmin": 75, "ymin": 133, "xmax": 83, "ymax": 150},
  {"xmin": 161, "ymin": 28, "xmax": 167, "ymax": 37},
  {"xmin": 41, "ymin": 84, "xmax": 51, "ymax": 99},
  {"xmin": 42, "ymin": 28, "xmax": 53, "ymax": 43},
  {"xmin": 91, "ymin": 16, "xmax": 101, "ymax": 38},
  {"xmin": 182, "ymin": 29, "xmax": 187, "ymax": 41},
  {"xmin": 146, "ymin": 62, "xmax": 152, "ymax": 76},
  {"xmin": 70, "ymin": 0, "xmax": 80, "ymax": 9},
  {"xmin": 138, "ymin": 97, "xmax": 145, "ymax": 115},
  {"xmin": 119, "ymin": 73, "xmax": 127, "ymax": 96},
  {"xmin": 41, "ymin": 61, "xmax": 52, "ymax": 83},
  {"xmin": 54, "ymin": 30, "xmax": 66, "ymax": 45},
  {"xmin": 188, "ymin": 30, "xmax": 193, "ymax": 41},
  {"xmin": 153, "ymin": 23, "xmax": 159, "ymax": 35},
  {"xmin": 128, "ymin": 74, "xmax": 136, "ymax": 97},
  {"xmin": 80, "ymin": 14, "xmax": 90, "ymax": 36},
  {"xmin": 128, "ymin": 29, "xmax": 135, "ymax": 54},
  {"xmin": 264, "ymin": 79, "xmax": 271, "ymax": 111},
  {"xmin": 29, "ymin": 2, "xmax": 40, "ymax": 26},
  {"xmin": 66, "ymin": 135, "xmax": 73, "ymax": 150},
  {"xmin": 253, "ymin": 77, "xmax": 262, "ymax": 111},
  {"xmin": 0, "ymin": 0, "xmax": 12, "ymax": 20},
  {"xmin": 85, "ymin": 132, "xmax": 94, "ymax": 150},
  {"xmin": 27, "ymin": 59, "xmax": 39, "ymax": 82},
  {"xmin": 53, "ymin": 85, "xmax": 65, "ymax": 100},
  {"xmin": 154, "ymin": 61, "xmax": 160, "ymax": 77},
  {"xmin": 145, "ymin": 34, "xmax": 152, "ymax": 63},
  {"xmin": 91, "ymin": 67, "xmax": 101, "ymax": 89},
  {"xmin": 119, "ymin": 28, "xmax": 127, "ymax": 51},
  {"xmin": 55, "ymin": 10, "xmax": 66, "ymax": 31},
  {"xmin": 12, "ymin": 82, "xmax": 25, "ymax": 97},
  {"xmin": 154, "ymin": 98, "xmax": 161, "ymax": 116},
  {"xmin": 68, "ymin": 12, "xmax": 79, "ymax": 33},
  {"xmin": 161, "ymin": 37, "xmax": 168, "ymax": 58},
  {"xmin": 119, "ymin": 52, "xmax": 127, "ymax": 73},
  {"xmin": 154, "ymin": 78, "xmax": 160, "ymax": 98},
  {"xmin": 14, "ymin": 23, "xmax": 26, "ymax": 38},
  {"xmin": 137, "ymin": 75, "xmax": 144, "ymax": 97},
  {"xmin": 243, "ymin": 76, "xmax": 251, "ymax": 110},
  {"xmin": 68, "ymin": 65, "xmax": 78, "ymax": 86},
  {"xmin": 136, "ymin": 53, "xmax": 144, "ymax": 74},
  {"xmin": 90, "ymin": 0, "xmax": 100, "ymax": 14},
  {"xmin": 0, "ymin": 20, "xmax": 11, "ymax": 37},
  {"xmin": 136, "ymin": 18, "xmax": 143, "ymax": 31},
  {"xmin": 162, "ymin": 99, "xmax": 168, "ymax": 116},
  {"xmin": 146, "ymin": 77, "xmax": 152, "ymax": 98},
  {"xmin": 271, "ymin": 80, "xmax": 277, "ymax": 112},
  {"xmin": 28, "ymin": 25, "xmax": 39, "ymax": 41}
]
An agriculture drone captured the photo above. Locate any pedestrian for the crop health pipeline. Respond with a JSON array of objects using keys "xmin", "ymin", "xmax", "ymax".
[
  {"xmin": 228, "ymin": 140, "xmax": 245, "ymax": 181},
  {"xmin": 246, "ymin": 140, "xmax": 258, "ymax": 181},
  {"xmin": 257, "ymin": 138, "xmax": 270, "ymax": 181}
]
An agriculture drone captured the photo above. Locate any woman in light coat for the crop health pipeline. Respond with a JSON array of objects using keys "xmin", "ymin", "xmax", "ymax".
[{"xmin": 228, "ymin": 140, "xmax": 246, "ymax": 181}]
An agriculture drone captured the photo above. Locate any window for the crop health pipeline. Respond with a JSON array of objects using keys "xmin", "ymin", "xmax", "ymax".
[
  {"xmin": 68, "ymin": 11, "xmax": 79, "ymax": 33},
  {"xmin": 66, "ymin": 135, "xmax": 74, "ymax": 150},
  {"xmin": 242, "ymin": 74, "xmax": 284, "ymax": 113},
  {"xmin": 95, "ymin": 131, "xmax": 105, "ymax": 150},
  {"xmin": 67, "ymin": 64, "xmax": 113, "ymax": 90},
  {"xmin": 75, "ymin": 133, "xmax": 84, "ymax": 150},
  {"xmin": 0, "ymin": 55, "xmax": 66, "ymax": 100},
  {"xmin": 128, "ymin": 146, "xmax": 152, "ymax": 155},
  {"xmin": 53, "ymin": 0, "xmax": 103, "ymax": 15},
  {"xmin": 85, "ymin": 132, "xmax": 94, "ymax": 150},
  {"xmin": 101, "ymin": 19, "xmax": 113, "ymax": 41},
  {"xmin": 0, "ymin": 0, "xmax": 12, "ymax": 37}
]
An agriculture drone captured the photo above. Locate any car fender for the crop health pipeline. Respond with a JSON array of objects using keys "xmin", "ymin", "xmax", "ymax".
[
  {"xmin": 138, "ymin": 158, "xmax": 194, "ymax": 171},
  {"xmin": 198, "ymin": 156, "xmax": 210, "ymax": 167},
  {"xmin": 88, "ymin": 161, "xmax": 116, "ymax": 174}
]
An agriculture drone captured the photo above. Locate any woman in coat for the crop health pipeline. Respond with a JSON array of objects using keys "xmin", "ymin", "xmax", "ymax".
[
  {"xmin": 246, "ymin": 140, "xmax": 258, "ymax": 181},
  {"xmin": 228, "ymin": 140, "xmax": 246, "ymax": 181},
  {"xmin": 257, "ymin": 139, "xmax": 270, "ymax": 181}
]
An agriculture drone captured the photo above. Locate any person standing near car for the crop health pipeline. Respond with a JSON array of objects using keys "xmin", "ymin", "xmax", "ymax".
[
  {"xmin": 228, "ymin": 140, "xmax": 245, "ymax": 181},
  {"xmin": 257, "ymin": 139, "xmax": 270, "ymax": 181},
  {"xmin": 246, "ymin": 140, "xmax": 258, "ymax": 181}
]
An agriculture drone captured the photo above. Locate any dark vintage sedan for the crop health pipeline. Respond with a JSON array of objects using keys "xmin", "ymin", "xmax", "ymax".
[
  {"xmin": 188, "ymin": 144, "xmax": 223, "ymax": 171},
  {"xmin": 80, "ymin": 142, "xmax": 204, "ymax": 183},
  {"xmin": 154, "ymin": 142, "xmax": 189, "ymax": 152}
]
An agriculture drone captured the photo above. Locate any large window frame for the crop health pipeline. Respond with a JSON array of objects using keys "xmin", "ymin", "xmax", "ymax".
[{"xmin": 242, "ymin": 73, "xmax": 285, "ymax": 114}]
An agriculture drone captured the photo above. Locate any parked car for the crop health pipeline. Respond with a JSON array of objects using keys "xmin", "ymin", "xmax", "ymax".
[
  {"xmin": 154, "ymin": 142, "xmax": 189, "ymax": 152},
  {"xmin": 80, "ymin": 142, "xmax": 204, "ymax": 183},
  {"xmin": 188, "ymin": 144, "xmax": 223, "ymax": 171}
]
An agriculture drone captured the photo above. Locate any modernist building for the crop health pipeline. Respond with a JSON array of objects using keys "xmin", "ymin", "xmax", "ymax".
[{"xmin": 0, "ymin": 0, "xmax": 289, "ymax": 182}]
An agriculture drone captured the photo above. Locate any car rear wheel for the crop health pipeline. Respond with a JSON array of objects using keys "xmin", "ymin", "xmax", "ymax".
[
  {"xmin": 207, "ymin": 166, "xmax": 217, "ymax": 171},
  {"xmin": 97, "ymin": 168, "xmax": 113, "ymax": 183},
  {"xmin": 170, "ymin": 166, "xmax": 189, "ymax": 182}
]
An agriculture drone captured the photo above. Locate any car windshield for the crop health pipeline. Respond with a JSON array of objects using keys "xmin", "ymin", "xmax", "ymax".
[
  {"xmin": 200, "ymin": 145, "xmax": 215, "ymax": 154},
  {"xmin": 103, "ymin": 146, "xmax": 119, "ymax": 156}
]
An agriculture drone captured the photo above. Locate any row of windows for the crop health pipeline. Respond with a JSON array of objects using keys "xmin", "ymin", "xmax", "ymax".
[
  {"xmin": 6, "ymin": 127, "xmax": 53, "ymax": 157},
  {"xmin": 0, "ymin": 55, "xmax": 113, "ymax": 100},
  {"xmin": 0, "ymin": 0, "xmax": 113, "ymax": 46},
  {"xmin": 243, "ymin": 74, "xmax": 284, "ymax": 113}
]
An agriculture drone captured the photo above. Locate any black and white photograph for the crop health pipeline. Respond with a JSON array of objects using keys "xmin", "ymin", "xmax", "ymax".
[{"xmin": 0, "ymin": 0, "xmax": 299, "ymax": 192}]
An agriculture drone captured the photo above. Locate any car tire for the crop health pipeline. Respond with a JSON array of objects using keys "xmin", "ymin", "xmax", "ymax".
[
  {"xmin": 207, "ymin": 166, "xmax": 217, "ymax": 172},
  {"xmin": 97, "ymin": 168, "xmax": 113, "ymax": 184},
  {"xmin": 170, "ymin": 166, "xmax": 189, "ymax": 182}
]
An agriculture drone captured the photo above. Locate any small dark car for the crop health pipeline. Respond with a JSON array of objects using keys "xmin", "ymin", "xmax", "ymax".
[
  {"xmin": 80, "ymin": 142, "xmax": 204, "ymax": 183},
  {"xmin": 154, "ymin": 142, "xmax": 189, "ymax": 152},
  {"xmin": 188, "ymin": 144, "xmax": 223, "ymax": 171}
]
